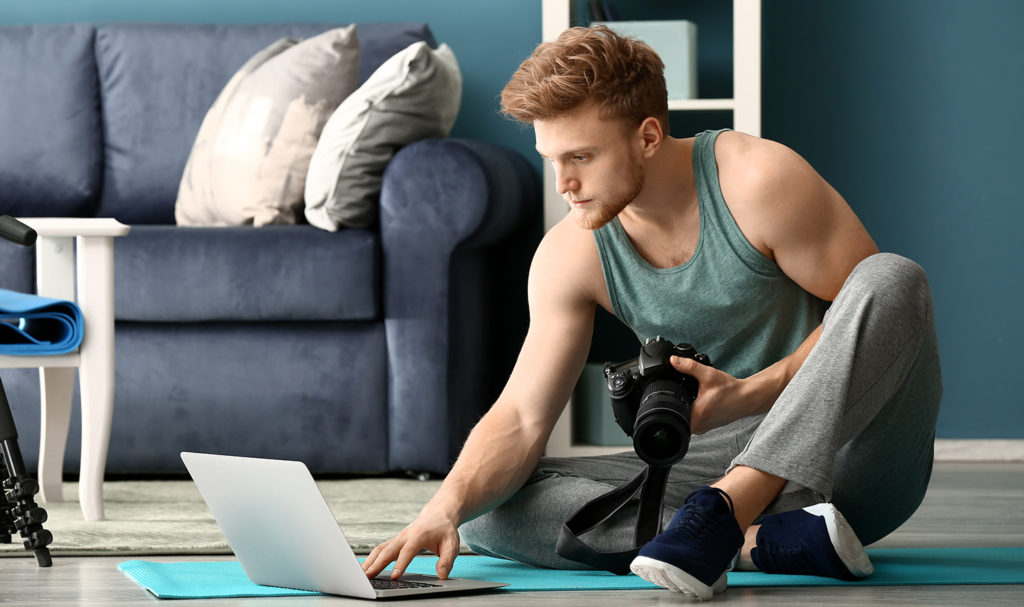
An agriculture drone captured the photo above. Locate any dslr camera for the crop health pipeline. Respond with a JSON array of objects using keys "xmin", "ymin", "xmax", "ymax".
[{"xmin": 604, "ymin": 336, "xmax": 711, "ymax": 467}]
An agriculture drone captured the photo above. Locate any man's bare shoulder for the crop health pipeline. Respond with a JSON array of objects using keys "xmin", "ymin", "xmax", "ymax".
[
  {"xmin": 530, "ymin": 215, "xmax": 607, "ymax": 309},
  {"xmin": 713, "ymin": 131, "xmax": 830, "ymax": 257},
  {"xmin": 715, "ymin": 131, "xmax": 810, "ymax": 190},
  {"xmin": 713, "ymin": 131, "xmax": 877, "ymax": 297}
]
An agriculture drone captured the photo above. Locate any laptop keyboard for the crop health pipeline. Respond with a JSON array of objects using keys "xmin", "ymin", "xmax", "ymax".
[{"xmin": 370, "ymin": 577, "xmax": 441, "ymax": 590}]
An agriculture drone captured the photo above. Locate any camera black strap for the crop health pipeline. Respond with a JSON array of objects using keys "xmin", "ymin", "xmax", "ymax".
[{"xmin": 555, "ymin": 464, "xmax": 671, "ymax": 575}]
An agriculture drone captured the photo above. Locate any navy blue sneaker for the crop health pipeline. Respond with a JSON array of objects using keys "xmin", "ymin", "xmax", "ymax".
[
  {"xmin": 630, "ymin": 486, "xmax": 744, "ymax": 601},
  {"xmin": 751, "ymin": 503, "xmax": 873, "ymax": 580}
]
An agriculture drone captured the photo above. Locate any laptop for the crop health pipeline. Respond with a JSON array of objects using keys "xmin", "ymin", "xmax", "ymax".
[{"xmin": 180, "ymin": 452, "xmax": 508, "ymax": 599}]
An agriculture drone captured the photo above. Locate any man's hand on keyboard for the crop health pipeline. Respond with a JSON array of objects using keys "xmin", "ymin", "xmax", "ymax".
[{"xmin": 362, "ymin": 504, "xmax": 461, "ymax": 580}]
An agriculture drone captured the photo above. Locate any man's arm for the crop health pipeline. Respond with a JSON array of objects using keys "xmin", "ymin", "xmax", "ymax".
[
  {"xmin": 672, "ymin": 133, "xmax": 878, "ymax": 433},
  {"xmin": 361, "ymin": 219, "xmax": 601, "ymax": 580}
]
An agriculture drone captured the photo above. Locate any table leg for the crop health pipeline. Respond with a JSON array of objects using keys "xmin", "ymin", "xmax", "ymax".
[
  {"xmin": 37, "ymin": 367, "xmax": 75, "ymax": 503},
  {"xmin": 75, "ymin": 236, "xmax": 116, "ymax": 522},
  {"xmin": 34, "ymin": 235, "xmax": 78, "ymax": 505}
]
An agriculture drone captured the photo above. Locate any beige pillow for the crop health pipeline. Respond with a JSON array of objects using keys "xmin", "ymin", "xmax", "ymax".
[
  {"xmin": 304, "ymin": 42, "xmax": 461, "ymax": 231},
  {"xmin": 175, "ymin": 26, "xmax": 360, "ymax": 226}
]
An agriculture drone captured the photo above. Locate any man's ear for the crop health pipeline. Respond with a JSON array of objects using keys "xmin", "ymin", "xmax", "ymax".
[{"xmin": 637, "ymin": 117, "xmax": 663, "ymax": 158}]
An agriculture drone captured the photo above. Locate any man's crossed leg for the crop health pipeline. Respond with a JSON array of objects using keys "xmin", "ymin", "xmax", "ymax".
[
  {"xmin": 462, "ymin": 254, "xmax": 942, "ymax": 601},
  {"xmin": 631, "ymin": 254, "xmax": 941, "ymax": 599}
]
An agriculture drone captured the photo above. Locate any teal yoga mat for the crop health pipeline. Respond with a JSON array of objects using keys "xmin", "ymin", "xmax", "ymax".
[
  {"xmin": 118, "ymin": 548, "xmax": 1024, "ymax": 599},
  {"xmin": 0, "ymin": 289, "xmax": 83, "ymax": 355}
]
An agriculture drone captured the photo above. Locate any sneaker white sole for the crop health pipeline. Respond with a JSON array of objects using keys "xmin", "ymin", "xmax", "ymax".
[
  {"xmin": 630, "ymin": 555, "xmax": 727, "ymax": 601},
  {"xmin": 804, "ymin": 503, "xmax": 874, "ymax": 577}
]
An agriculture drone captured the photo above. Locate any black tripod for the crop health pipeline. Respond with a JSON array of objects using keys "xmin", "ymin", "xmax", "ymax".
[{"xmin": 0, "ymin": 215, "xmax": 54, "ymax": 567}]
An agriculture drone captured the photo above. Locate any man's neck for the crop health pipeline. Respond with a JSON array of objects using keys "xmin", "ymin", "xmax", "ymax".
[{"xmin": 619, "ymin": 136, "xmax": 697, "ymax": 233}]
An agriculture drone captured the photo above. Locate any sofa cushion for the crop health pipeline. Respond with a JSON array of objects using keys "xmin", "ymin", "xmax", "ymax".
[
  {"xmin": 7, "ymin": 322, "xmax": 390, "ymax": 474},
  {"xmin": 0, "ymin": 24, "xmax": 101, "ymax": 218},
  {"xmin": 114, "ymin": 225, "xmax": 378, "ymax": 322},
  {"xmin": 0, "ymin": 240, "xmax": 35, "ymax": 294},
  {"xmin": 109, "ymin": 322, "xmax": 390, "ymax": 473},
  {"xmin": 305, "ymin": 42, "xmax": 462, "ymax": 231},
  {"xmin": 175, "ymin": 26, "xmax": 361, "ymax": 227},
  {"xmin": 95, "ymin": 22, "xmax": 437, "ymax": 225}
]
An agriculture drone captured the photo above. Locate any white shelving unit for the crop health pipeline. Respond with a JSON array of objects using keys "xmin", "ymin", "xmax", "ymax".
[{"xmin": 541, "ymin": 0, "xmax": 762, "ymax": 457}]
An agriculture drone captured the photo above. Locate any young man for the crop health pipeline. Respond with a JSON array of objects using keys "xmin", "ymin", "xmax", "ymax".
[{"xmin": 362, "ymin": 26, "xmax": 942, "ymax": 600}]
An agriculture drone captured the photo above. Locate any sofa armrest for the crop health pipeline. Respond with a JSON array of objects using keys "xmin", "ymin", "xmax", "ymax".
[
  {"xmin": 380, "ymin": 138, "xmax": 540, "ymax": 473},
  {"xmin": 380, "ymin": 138, "xmax": 538, "ymax": 247}
]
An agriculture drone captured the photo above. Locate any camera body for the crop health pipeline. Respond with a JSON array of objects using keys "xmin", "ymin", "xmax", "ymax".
[{"xmin": 603, "ymin": 336, "xmax": 711, "ymax": 467}]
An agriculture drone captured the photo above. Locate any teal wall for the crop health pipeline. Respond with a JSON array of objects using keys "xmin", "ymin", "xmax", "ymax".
[
  {"xmin": 0, "ymin": 0, "xmax": 543, "ymax": 163},
  {"xmin": 762, "ymin": 1, "xmax": 1024, "ymax": 439},
  {"xmin": 4, "ymin": 1, "xmax": 1022, "ymax": 438}
]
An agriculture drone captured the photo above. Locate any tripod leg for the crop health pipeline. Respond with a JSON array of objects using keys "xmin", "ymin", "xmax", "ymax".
[
  {"xmin": 1, "ymin": 383, "xmax": 17, "ymax": 545},
  {"xmin": 1, "ymin": 453, "xmax": 13, "ymax": 545},
  {"xmin": 0, "ymin": 376, "xmax": 53, "ymax": 566}
]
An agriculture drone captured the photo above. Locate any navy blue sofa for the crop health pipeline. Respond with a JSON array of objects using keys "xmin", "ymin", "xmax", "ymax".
[{"xmin": 0, "ymin": 22, "xmax": 539, "ymax": 475}]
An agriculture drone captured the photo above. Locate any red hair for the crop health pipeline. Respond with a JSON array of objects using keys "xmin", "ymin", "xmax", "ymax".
[{"xmin": 501, "ymin": 25, "xmax": 669, "ymax": 131}]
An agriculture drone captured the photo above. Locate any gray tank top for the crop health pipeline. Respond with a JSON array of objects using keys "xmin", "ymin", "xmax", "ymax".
[{"xmin": 593, "ymin": 129, "xmax": 827, "ymax": 379}]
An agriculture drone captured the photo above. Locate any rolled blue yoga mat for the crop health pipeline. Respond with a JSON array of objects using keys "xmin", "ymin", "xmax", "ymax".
[
  {"xmin": 118, "ymin": 548, "xmax": 1024, "ymax": 599},
  {"xmin": 0, "ymin": 289, "xmax": 83, "ymax": 355}
]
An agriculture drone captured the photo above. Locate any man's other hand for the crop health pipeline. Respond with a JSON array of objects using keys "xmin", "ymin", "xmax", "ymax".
[{"xmin": 670, "ymin": 355, "xmax": 755, "ymax": 434}]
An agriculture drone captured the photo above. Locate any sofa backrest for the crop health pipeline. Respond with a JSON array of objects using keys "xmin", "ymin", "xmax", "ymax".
[
  {"xmin": 0, "ymin": 22, "xmax": 436, "ymax": 225},
  {"xmin": 0, "ymin": 24, "xmax": 102, "ymax": 218}
]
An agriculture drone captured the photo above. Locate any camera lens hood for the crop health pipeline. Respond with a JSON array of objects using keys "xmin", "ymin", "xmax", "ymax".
[{"xmin": 632, "ymin": 379, "xmax": 692, "ymax": 466}]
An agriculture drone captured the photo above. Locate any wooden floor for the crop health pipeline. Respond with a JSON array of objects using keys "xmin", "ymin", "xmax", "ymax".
[{"xmin": 2, "ymin": 462, "xmax": 1023, "ymax": 606}]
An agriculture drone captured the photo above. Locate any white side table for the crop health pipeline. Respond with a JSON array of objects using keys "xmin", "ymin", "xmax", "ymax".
[{"xmin": 0, "ymin": 218, "xmax": 130, "ymax": 521}]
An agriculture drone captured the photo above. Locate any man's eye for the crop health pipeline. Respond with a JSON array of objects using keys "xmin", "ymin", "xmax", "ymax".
[{"xmin": 573, "ymin": 155, "xmax": 588, "ymax": 162}]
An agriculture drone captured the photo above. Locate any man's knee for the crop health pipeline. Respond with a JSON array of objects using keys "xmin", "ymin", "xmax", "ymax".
[
  {"xmin": 459, "ymin": 513, "xmax": 501, "ymax": 558},
  {"xmin": 457, "ymin": 493, "xmax": 598, "ymax": 570},
  {"xmin": 459, "ymin": 512, "xmax": 505, "ymax": 555},
  {"xmin": 850, "ymin": 253, "xmax": 929, "ymax": 303},
  {"xmin": 833, "ymin": 456, "xmax": 933, "ymax": 546},
  {"xmin": 832, "ymin": 253, "xmax": 934, "ymax": 330}
]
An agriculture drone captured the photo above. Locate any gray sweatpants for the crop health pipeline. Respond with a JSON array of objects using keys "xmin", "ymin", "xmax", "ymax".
[{"xmin": 460, "ymin": 253, "xmax": 943, "ymax": 569}]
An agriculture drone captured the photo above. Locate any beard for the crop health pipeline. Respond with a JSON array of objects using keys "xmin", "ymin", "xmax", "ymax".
[{"xmin": 572, "ymin": 159, "xmax": 646, "ymax": 231}]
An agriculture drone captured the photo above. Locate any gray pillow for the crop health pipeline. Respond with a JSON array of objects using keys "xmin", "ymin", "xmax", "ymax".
[
  {"xmin": 304, "ymin": 42, "xmax": 461, "ymax": 231},
  {"xmin": 176, "ymin": 26, "xmax": 360, "ymax": 226}
]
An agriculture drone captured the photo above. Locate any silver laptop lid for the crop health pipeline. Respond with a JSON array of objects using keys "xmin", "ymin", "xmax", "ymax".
[
  {"xmin": 180, "ymin": 452, "xmax": 507, "ymax": 599},
  {"xmin": 181, "ymin": 452, "xmax": 377, "ymax": 599}
]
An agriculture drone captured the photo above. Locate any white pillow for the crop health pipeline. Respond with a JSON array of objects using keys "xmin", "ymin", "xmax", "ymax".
[
  {"xmin": 304, "ymin": 42, "xmax": 461, "ymax": 231},
  {"xmin": 175, "ymin": 26, "xmax": 360, "ymax": 227}
]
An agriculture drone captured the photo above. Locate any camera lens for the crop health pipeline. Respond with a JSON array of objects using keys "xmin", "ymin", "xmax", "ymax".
[
  {"xmin": 636, "ymin": 424, "xmax": 684, "ymax": 461},
  {"xmin": 632, "ymin": 379, "xmax": 692, "ymax": 467}
]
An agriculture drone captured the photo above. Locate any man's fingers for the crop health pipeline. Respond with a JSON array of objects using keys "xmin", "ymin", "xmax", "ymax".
[
  {"xmin": 436, "ymin": 535, "xmax": 460, "ymax": 580},
  {"xmin": 363, "ymin": 542, "xmax": 400, "ymax": 578},
  {"xmin": 362, "ymin": 554, "xmax": 384, "ymax": 578},
  {"xmin": 436, "ymin": 556, "xmax": 455, "ymax": 580},
  {"xmin": 391, "ymin": 545, "xmax": 422, "ymax": 580},
  {"xmin": 363, "ymin": 523, "xmax": 458, "ymax": 580},
  {"xmin": 362, "ymin": 543, "xmax": 384, "ymax": 571},
  {"xmin": 670, "ymin": 355, "xmax": 699, "ymax": 373}
]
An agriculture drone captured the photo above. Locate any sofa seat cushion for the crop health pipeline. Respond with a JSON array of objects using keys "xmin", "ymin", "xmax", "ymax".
[
  {"xmin": 95, "ymin": 22, "xmax": 436, "ymax": 225},
  {"xmin": 114, "ymin": 225, "xmax": 378, "ymax": 322},
  {"xmin": 4, "ymin": 321, "xmax": 390, "ymax": 474}
]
